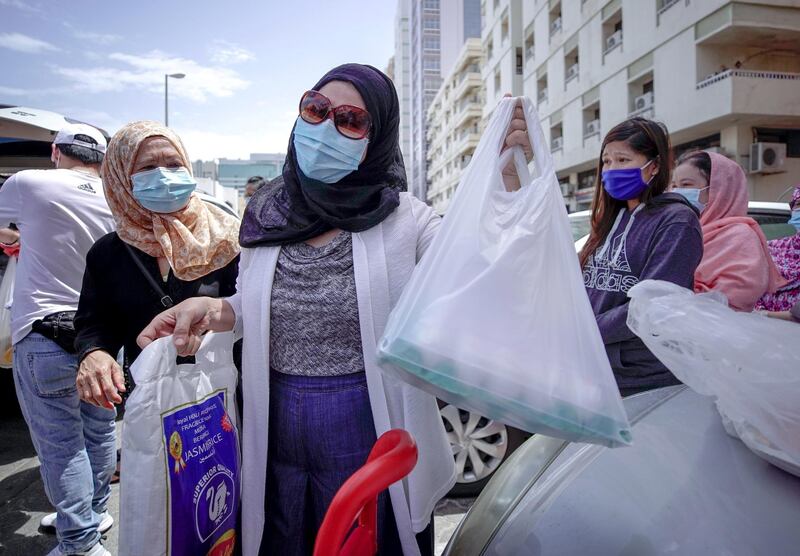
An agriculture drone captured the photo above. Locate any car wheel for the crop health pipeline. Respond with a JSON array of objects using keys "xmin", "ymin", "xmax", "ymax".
[{"xmin": 440, "ymin": 403, "xmax": 528, "ymax": 497}]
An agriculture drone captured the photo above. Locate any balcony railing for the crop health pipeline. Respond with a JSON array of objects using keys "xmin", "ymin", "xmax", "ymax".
[
  {"xmin": 657, "ymin": 0, "xmax": 679, "ymax": 18},
  {"xmin": 525, "ymin": 45, "xmax": 534, "ymax": 61},
  {"xmin": 604, "ymin": 30, "xmax": 622, "ymax": 55},
  {"xmin": 628, "ymin": 105, "xmax": 655, "ymax": 119},
  {"xmin": 550, "ymin": 17, "xmax": 562, "ymax": 37},
  {"xmin": 696, "ymin": 69, "xmax": 800, "ymax": 90}
]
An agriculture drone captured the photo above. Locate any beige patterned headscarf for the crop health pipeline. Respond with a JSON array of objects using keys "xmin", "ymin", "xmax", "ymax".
[{"xmin": 101, "ymin": 121, "xmax": 240, "ymax": 281}]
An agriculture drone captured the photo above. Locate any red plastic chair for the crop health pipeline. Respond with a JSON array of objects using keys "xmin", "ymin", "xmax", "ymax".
[{"xmin": 313, "ymin": 429, "xmax": 418, "ymax": 556}]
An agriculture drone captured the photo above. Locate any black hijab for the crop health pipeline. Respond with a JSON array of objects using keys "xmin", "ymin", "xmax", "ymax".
[{"xmin": 239, "ymin": 63, "xmax": 406, "ymax": 247}]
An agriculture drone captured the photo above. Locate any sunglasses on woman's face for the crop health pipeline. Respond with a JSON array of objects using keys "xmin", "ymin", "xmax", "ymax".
[{"xmin": 299, "ymin": 90, "xmax": 372, "ymax": 140}]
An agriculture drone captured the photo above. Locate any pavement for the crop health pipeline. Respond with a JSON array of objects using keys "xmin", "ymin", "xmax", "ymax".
[{"xmin": 0, "ymin": 374, "xmax": 470, "ymax": 555}]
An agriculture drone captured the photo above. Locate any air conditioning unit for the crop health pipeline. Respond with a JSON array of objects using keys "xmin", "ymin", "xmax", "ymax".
[
  {"xmin": 551, "ymin": 136, "xmax": 563, "ymax": 151},
  {"xmin": 749, "ymin": 142, "xmax": 787, "ymax": 174},
  {"xmin": 606, "ymin": 30, "xmax": 622, "ymax": 51},
  {"xmin": 634, "ymin": 91, "xmax": 655, "ymax": 111},
  {"xmin": 585, "ymin": 119, "xmax": 600, "ymax": 136},
  {"xmin": 566, "ymin": 63, "xmax": 579, "ymax": 81},
  {"xmin": 551, "ymin": 17, "xmax": 562, "ymax": 35}
]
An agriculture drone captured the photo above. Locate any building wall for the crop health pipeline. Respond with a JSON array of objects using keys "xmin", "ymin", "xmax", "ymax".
[
  {"xmin": 409, "ymin": 0, "xmax": 443, "ymax": 201},
  {"xmin": 217, "ymin": 153, "xmax": 285, "ymax": 190},
  {"xmin": 482, "ymin": 0, "xmax": 524, "ymax": 122},
  {"xmin": 517, "ymin": 0, "xmax": 800, "ymax": 210},
  {"xmin": 408, "ymin": 0, "xmax": 482, "ymax": 202},
  {"xmin": 192, "ymin": 160, "xmax": 217, "ymax": 180},
  {"xmin": 394, "ymin": 0, "xmax": 413, "ymax": 174},
  {"xmin": 426, "ymin": 38, "xmax": 485, "ymax": 213}
]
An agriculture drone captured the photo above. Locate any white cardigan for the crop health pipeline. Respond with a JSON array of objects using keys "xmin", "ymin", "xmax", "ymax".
[{"xmin": 227, "ymin": 193, "xmax": 457, "ymax": 556}]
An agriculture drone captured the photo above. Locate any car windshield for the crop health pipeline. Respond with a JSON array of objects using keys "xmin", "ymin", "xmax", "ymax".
[
  {"xmin": 569, "ymin": 214, "xmax": 591, "ymax": 241},
  {"xmin": 750, "ymin": 212, "xmax": 796, "ymax": 241}
]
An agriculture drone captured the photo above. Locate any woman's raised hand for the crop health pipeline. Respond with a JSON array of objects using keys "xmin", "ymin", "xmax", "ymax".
[{"xmin": 501, "ymin": 95, "xmax": 533, "ymax": 192}]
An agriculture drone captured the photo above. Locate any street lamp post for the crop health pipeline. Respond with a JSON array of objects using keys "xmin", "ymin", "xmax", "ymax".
[{"xmin": 164, "ymin": 73, "xmax": 186, "ymax": 127}]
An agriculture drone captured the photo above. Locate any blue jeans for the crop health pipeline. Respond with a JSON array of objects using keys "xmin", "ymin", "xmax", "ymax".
[
  {"xmin": 261, "ymin": 370, "xmax": 406, "ymax": 556},
  {"xmin": 13, "ymin": 333, "xmax": 116, "ymax": 554}
]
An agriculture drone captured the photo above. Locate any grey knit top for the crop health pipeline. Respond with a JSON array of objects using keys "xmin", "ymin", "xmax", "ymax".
[{"xmin": 269, "ymin": 232, "xmax": 365, "ymax": 376}]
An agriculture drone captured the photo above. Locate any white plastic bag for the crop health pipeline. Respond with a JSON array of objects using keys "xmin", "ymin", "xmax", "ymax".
[
  {"xmin": 120, "ymin": 332, "xmax": 240, "ymax": 556},
  {"xmin": 627, "ymin": 279, "xmax": 800, "ymax": 476},
  {"xmin": 378, "ymin": 97, "xmax": 631, "ymax": 448},
  {"xmin": 0, "ymin": 257, "xmax": 15, "ymax": 369}
]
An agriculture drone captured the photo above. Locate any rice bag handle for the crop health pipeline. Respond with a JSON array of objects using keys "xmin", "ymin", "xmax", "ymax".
[{"xmin": 192, "ymin": 331, "xmax": 235, "ymax": 367}]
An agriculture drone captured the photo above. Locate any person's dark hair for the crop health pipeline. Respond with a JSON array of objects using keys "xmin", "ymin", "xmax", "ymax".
[
  {"xmin": 579, "ymin": 117, "xmax": 673, "ymax": 268},
  {"xmin": 675, "ymin": 150, "xmax": 711, "ymax": 185},
  {"xmin": 246, "ymin": 176, "xmax": 266, "ymax": 188},
  {"xmin": 56, "ymin": 134, "xmax": 104, "ymax": 165}
]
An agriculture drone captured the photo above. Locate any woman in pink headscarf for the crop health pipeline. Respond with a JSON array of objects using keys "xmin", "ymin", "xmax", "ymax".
[
  {"xmin": 756, "ymin": 184, "xmax": 800, "ymax": 322},
  {"xmin": 671, "ymin": 150, "xmax": 785, "ymax": 311}
]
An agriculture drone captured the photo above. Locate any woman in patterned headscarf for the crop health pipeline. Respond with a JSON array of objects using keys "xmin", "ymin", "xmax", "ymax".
[
  {"xmin": 757, "ymin": 184, "xmax": 800, "ymax": 322},
  {"xmin": 74, "ymin": 121, "xmax": 241, "ymax": 411}
]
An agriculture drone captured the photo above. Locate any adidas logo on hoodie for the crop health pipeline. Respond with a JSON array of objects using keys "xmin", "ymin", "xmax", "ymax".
[{"xmin": 77, "ymin": 182, "xmax": 97, "ymax": 194}]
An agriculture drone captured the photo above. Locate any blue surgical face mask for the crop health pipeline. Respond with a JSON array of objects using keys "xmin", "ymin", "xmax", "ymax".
[
  {"xmin": 292, "ymin": 117, "xmax": 368, "ymax": 183},
  {"xmin": 131, "ymin": 167, "xmax": 197, "ymax": 213},
  {"xmin": 673, "ymin": 186, "xmax": 709, "ymax": 213},
  {"xmin": 789, "ymin": 210, "xmax": 800, "ymax": 231},
  {"xmin": 601, "ymin": 159, "xmax": 655, "ymax": 201}
]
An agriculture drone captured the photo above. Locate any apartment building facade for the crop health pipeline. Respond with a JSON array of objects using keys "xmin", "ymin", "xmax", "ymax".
[
  {"xmin": 427, "ymin": 38, "xmax": 486, "ymax": 212},
  {"xmin": 518, "ymin": 0, "xmax": 800, "ymax": 210}
]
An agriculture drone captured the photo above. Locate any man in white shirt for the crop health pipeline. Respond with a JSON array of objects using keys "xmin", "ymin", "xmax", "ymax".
[{"xmin": 0, "ymin": 124, "xmax": 117, "ymax": 556}]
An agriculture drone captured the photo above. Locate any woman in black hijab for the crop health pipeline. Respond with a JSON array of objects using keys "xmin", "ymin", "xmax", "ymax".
[{"xmin": 139, "ymin": 64, "xmax": 533, "ymax": 556}]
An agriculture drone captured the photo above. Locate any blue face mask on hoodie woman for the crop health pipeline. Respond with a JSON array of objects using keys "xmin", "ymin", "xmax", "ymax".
[
  {"xmin": 131, "ymin": 166, "xmax": 197, "ymax": 213},
  {"xmin": 601, "ymin": 159, "xmax": 655, "ymax": 201}
]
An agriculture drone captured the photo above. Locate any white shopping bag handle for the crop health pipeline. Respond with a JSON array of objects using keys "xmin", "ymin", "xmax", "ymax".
[
  {"xmin": 493, "ymin": 96, "xmax": 554, "ymax": 187},
  {"xmin": 497, "ymin": 146, "xmax": 532, "ymax": 188}
]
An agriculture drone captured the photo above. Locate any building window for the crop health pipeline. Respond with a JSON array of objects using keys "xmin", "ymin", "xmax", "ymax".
[
  {"xmin": 565, "ymin": 46, "xmax": 579, "ymax": 86},
  {"xmin": 501, "ymin": 13, "xmax": 510, "ymax": 44},
  {"xmin": 494, "ymin": 68, "xmax": 502, "ymax": 96},
  {"xmin": 549, "ymin": 2, "xmax": 562, "ymax": 41},
  {"xmin": 423, "ymin": 57, "xmax": 440, "ymax": 71},
  {"xmin": 657, "ymin": 0, "xmax": 680, "ymax": 19},
  {"xmin": 603, "ymin": 9, "xmax": 623, "ymax": 56},
  {"xmin": 524, "ymin": 30, "xmax": 535, "ymax": 62},
  {"xmin": 423, "ymin": 37, "xmax": 440, "ymax": 50},
  {"xmin": 493, "ymin": 0, "xmax": 500, "ymax": 13},
  {"xmin": 423, "ymin": 0, "xmax": 439, "ymax": 9},
  {"xmin": 537, "ymin": 73, "xmax": 548, "ymax": 105},
  {"xmin": 551, "ymin": 123, "xmax": 563, "ymax": 152},
  {"xmin": 423, "ymin": 17, "xmax": 440, "ymax": 30},
  {"xmin": 629, "ymin": 73, "xmax": 655, "ymax": 117},
  {"xmin": 516, "ymin": 47, "xmax": 523, "ymax": 75},
  {"xmin": 583, "ymin": 103, "xmax": 601, "ymax": 140}
]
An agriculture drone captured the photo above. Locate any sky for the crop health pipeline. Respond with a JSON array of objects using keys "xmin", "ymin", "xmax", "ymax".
[{"xmin": 0, "ymin": 0, "xmax": 397, "ymax": 161}]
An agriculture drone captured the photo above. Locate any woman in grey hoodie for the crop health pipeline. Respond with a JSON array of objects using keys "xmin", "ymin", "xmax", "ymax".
[{"xmin": 579, "ymin": 118, "xmax": 703, "ymax": 397}]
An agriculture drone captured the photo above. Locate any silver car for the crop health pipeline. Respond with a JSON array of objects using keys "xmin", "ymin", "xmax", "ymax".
[{"xmin": 444, "ymin": 385, "xmax": 800, "ymax": 555}]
